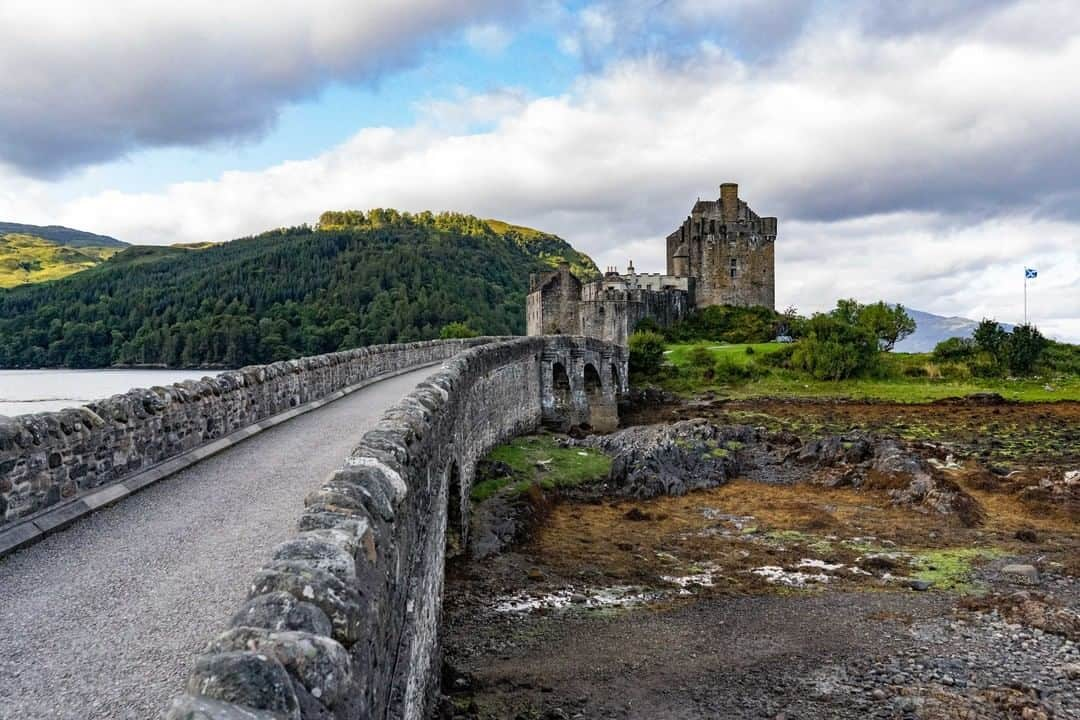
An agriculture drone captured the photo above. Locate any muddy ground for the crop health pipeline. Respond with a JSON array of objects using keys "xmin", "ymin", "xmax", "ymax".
[{"xmin": 439, "ymin": 397, "xmax": 1079, "ymax": 720}]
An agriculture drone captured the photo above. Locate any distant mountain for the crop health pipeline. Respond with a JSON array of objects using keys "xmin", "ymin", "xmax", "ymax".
[
  {"xmin": 0, "ymin": 210, "xmax": 599, "ymax": 368},
  {"xmin": 895, "ymin": 308, "xmax": 1015, "ymax": 353},
  {"xmin": 0, "ymin": 222, "xmax": 126, "ymax": 248}
]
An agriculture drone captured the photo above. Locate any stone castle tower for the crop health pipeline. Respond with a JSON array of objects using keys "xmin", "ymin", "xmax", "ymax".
[
  {"xmin": 666, "ymin": 182, "xmax": 776, "ymax": 309},
  {"xmin": 527, "ymin": 182, "xmax": 776, "ymax": 344}
]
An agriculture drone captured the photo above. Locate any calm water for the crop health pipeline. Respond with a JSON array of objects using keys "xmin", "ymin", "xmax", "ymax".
[{"xmin": 0, "ymin": 369, "xmax": 220, "ymax": 416}]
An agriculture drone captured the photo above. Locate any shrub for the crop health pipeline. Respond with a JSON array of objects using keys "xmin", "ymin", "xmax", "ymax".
[
  {"xmin": 790, "ymin": 313, "xmax": 880, "ymax": 380},
  {"xmin": 761, "ymin": 343, "xmax": 797, "ymax": 368},
  {"xmin": 932, "ymin": 337, "xmax": 977, "ymax": 362},
  {"xmin": 1043, "ymin": 341, "xmax": 1080, "ymax": 374},
  {"xmin": 713, "ymin": 355, "xmax": 757, "ymax": 383},
  {"xmin": 664, "ymin": 305, "xmax": 780, "ymax": 343},
  {"xmin": 628, "ymin": 330, "xmax": 666, "ymax": 376},
  {"xmin": 687, "ymin": 345, "xmax": 715, "ymax": 370},
  {"xmin": 902, "ymin": 364, "xmax": 930, "ymax": 378},
  {"xmin": 939, "ymin": 362, "xmax": 972, "ymax": 381},
  {"xmin": 634, "ymin": 316, "xmax": 663, "ymax": 335}
]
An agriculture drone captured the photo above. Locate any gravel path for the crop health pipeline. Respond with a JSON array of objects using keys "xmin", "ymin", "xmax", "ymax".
[{"xmin": 0, "ymin": 366, "xmax": 436, "ymax": 720}]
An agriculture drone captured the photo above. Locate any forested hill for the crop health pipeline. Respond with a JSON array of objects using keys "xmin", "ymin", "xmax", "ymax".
[
  {"xmin": 0, "ymin": 210, "xmax": 597, "ymax": 369},
  {"xmin": 0, "ymin": 222, "xmax": 126, "ymax": 248}
]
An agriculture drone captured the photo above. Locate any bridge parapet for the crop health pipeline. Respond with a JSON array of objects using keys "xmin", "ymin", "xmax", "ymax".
[
  {"xmin": 166, "ymin": 335, "xmax": 626, "ymax": 720},
  {"xmin": 0, "ymin": 337, "xmax": 503, "ymax": 554}
]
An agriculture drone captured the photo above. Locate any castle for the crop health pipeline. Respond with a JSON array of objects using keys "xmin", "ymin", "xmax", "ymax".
[{"xmin": 527, "ymin": 182, "xmax": 776, "ymax": 344}]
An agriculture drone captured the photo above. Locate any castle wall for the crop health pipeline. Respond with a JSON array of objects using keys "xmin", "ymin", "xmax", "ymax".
[
  {"xmin": 526, "ymin": 265, "xmax": 582, "ymax": 336},
  {"xmin": 669, "ymin": 184, "xmax": 776, "ymax": 310},
  {"xmin": 577, "ymin": 283, "xmax": 691, "ymax": 346}
]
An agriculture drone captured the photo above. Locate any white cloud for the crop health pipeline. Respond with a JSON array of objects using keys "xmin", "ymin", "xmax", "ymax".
[
  {"xmin": 0, "ymin": 0, "xmax": 522, "ymax": 176},
  {"xmin": 3, "ymin": 0, "xmax": 1078, "ymax": 339},
  {"xmin": 464, "ymin": 24, "xmax": 513, "ymax": 55}
]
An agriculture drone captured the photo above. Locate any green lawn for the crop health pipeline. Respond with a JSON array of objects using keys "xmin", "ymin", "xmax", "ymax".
[
  {"xmin": 664, "ymin": 342, "xmax": 785, "ymax": 367},
  {"xmin": 472, "ymin": 435, "xmax": 612, "ymax": 502},
  {"xmin": 654, "ymin": 342, "xmax": 1080, "ymax": 402}
]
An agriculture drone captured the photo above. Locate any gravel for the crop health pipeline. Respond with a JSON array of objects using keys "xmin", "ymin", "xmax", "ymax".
[{"xmin": 0, "ymin": 367, "xmax": 434, "ymax": 720}]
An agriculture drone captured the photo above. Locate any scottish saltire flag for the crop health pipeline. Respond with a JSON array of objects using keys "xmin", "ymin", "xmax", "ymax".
[{"xmin": 1025, "ymin": 268, "xmax": 1038, "ymax": 279}]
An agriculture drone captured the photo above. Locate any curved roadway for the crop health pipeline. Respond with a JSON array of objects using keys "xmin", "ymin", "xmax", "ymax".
[{"xmin": 0, "ymin": 365, "xmax": 437, "ymax": 720}]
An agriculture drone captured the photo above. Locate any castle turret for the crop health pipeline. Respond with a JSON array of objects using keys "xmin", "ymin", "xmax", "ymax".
[
  {"xmin": 720, "ymin": 182, "xmax": 739, "ymax": 223},
  {"xmin": 672, "ymin": 242, "xmax": 690, "ymax": 277}
]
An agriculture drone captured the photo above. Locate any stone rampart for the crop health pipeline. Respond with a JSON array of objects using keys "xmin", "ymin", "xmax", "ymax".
[
  {"xmin": 166, "ymin": 335, "xmax": 626, "ymax": 720},
  {"xmin": 0, "ymin": 338, "xmax": 497, "ymax": 538}
]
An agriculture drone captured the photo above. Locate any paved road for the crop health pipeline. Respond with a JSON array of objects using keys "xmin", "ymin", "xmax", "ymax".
[{"xmin": 0, "ymin": 366, "xmax": 437, "ymax": 720}]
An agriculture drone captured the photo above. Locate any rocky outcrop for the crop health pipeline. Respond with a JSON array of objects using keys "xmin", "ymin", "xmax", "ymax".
[
  {"xmin": 796, "ymin": 435, "xmax": 986, "ymax": 525},
  {"xmin": 585, "ymin": 419, "xmax": 753, "ymax": 498}
]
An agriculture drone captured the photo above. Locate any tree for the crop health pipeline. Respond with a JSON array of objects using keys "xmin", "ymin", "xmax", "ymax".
[
  {"xmin": 857, "ymin": 302, "xmax": 916, "ymax": 351},
  {"xmin": 973, "ymin": 319, "xmax": 1008, "ymax": 357},
  {"xmin": 1004, "ymin": 324, "xmax": 1047, "ymax": 375},
  {"xmin": 439, "ymin": 322, "xmax": 478, "ymax": 339},
  {"xmin": 829, "ymin": 299, "xmax": 915, "ymax": 352},
  {"xmin": 628, "ymin": 330, "xmax": 666, "ymax": 376}
]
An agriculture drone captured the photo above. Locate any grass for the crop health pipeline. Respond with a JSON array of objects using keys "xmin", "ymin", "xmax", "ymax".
[
  {"xmin": 0, "ymin": 233, "xmax": 120, "ymax": 287},
  {"xmin": 471, "ymin": 434, "xmax": 612, "ymax": 502},
  {"xmin": 909, "ymin": 548, "xmax": 1003, "ymax": 593},
  {"xmin": 650, "ymin": 341, "xmax": 1080, "ymax": 402}
]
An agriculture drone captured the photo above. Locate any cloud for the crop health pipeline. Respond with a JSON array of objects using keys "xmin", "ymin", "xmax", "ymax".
[
  {"xmin": 464, "ymin": 24, "xmax": 514, "ymax": 55},
  {"xmin": 0, "ymin": 0, "xmax": 521, "ymax": 177},
  {"xmin": 4, "ymin": 0, "xmax": 1078, "ymax": 340}
]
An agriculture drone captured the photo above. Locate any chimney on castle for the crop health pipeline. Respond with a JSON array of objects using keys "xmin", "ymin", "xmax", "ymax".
[{"xmin": 720, "ymin": 182, "xmax": 739, "ymax": 223}]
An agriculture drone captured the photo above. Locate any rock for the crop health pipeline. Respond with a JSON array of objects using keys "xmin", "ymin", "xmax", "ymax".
[
  {"xmin": 1014, "ymin": 528, "xmax": 1039, "ymax": 543},
  {"xmin": 231, "ymin": 592, "xmax": 334, "ymax": 637},
  {"xmin": 585, "ymin": 419, "xmax": 752, "ymax": 498},
  {"xmin": 186, "ymin": 652, "xmax": 300, "ymax": 720},
  {"xmin": 247, "ymin": 561, "xmax": 365, "ymax": 646},
  {"xmin": 797, "ymin": 435, "xmax": 872, "ymax": 466},
  {"xmin": 908, "ymin": 579, "xmax": 934, "ymax": 591},
  {"xmin": 166, "ymin": 694, "xmax": 284, "ymax": 719},
  {"xmin": 1000, "ymin": 564, "xmax": 1040, "ymax": 586},
  {"xmin": 206, "ymin": 628, "xmax": 353, "ymax": 709},
  {"xmin": 527, "ymin": 567, "xmax": 545, "ymax": 581},
  {"xmin": 1062, "ymin": 662, "xmax": 1080, "ymax": 680}
]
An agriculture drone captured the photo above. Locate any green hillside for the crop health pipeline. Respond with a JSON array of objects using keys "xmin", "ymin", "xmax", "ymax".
[
  {"xmin": 0, "ymin": 210, "xmax": 599, "ymax": 368},
  {"xmin": 0, "ymin": 234, "xmax": 121, "ymax": 287},
  {"xmin": 0, "ymin": 221, "xmax": 125, "ymax": 248}
]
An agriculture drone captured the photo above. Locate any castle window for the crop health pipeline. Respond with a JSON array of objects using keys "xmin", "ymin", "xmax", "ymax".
[
  {"xmin": 730, "ymin": 258, "xmax": 738, "ymax": 279},
  {"xmin": 709, "ymin": 219, "xmax": 715, "ymax": 233}
]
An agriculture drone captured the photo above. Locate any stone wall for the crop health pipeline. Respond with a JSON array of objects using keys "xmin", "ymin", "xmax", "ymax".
[
  {"xmin": 665, "ymin": 183, "xmax": 777, "ymax": 310},
  {"xmin": 166, "ymin": 335, "xmax": 625, "ymax": 720},
  {"xmin": 0, "ymin": 338, "xmax": 496, "ymax": 533}
]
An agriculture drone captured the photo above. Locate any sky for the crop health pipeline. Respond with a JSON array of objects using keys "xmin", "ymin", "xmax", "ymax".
[{"xmin": 0, "ymin": 0, "xmax": 1077, "ymax": 340}]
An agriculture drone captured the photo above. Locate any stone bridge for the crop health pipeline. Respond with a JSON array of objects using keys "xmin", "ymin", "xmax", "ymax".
[{"xmin": 0, "ymin": 335, "xmax": 627, "ymax": 720}]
